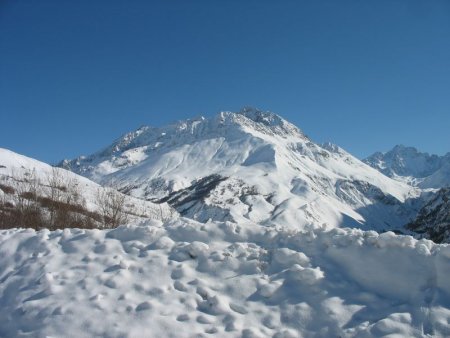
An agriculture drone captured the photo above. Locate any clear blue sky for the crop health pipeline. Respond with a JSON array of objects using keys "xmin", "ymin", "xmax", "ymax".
[{"xmin": 1, "ymin": 0, "xmax": 449, "ymax": 164}]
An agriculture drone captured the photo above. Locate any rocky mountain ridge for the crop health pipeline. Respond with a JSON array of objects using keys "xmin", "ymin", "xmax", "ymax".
[
  {"xmin": 364, "ymin": 144, "xmax": 450, "ymax": 189},
  {"xmin": 365, "ymin": 145, "xmax": 450, "ymax": 242}
]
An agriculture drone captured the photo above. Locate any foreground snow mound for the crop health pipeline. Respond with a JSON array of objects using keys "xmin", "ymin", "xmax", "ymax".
[{"xmin": 2, "ymin": 220, "xmax": 450, "ymax": 337}]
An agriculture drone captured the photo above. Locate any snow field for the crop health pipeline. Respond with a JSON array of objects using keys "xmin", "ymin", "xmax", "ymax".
[{"xmin": 1, "ymin": 219, "xmax": 450, "ymax": 337}]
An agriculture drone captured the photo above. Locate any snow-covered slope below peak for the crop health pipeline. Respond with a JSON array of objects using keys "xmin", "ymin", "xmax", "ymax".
[
  {"xmin": 0, "ymin": 148, "xmax": 175, "ymax": 224},
  {"xmin": 364, "ymin": 145, "xmax": 450, "ymax": 189},
  {"xmin": 420, "ymin": 162, "xmax": 450, "ymax": 189},
  {"xmin": 62, "ymin": 110, "xmax": 418, "ymax": 232}
]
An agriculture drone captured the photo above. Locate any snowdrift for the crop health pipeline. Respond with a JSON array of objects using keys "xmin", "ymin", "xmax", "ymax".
[{"xmin": 1, "ymin": 219, "xmax": 450, "ymax": 337}]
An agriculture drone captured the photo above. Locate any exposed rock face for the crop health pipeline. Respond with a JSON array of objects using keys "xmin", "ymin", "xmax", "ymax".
[{"xmin": 406, "ymin": 188, "xmax": 450, "ymax": 243}]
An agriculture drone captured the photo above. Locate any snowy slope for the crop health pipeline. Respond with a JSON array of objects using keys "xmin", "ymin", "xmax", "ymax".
[
  {"xmin": 1, "ymin": 219, "xmax": 450, "ymax": 337},
  {"xmin": 364, "ymin": 145, "xmax": 450, "ymax": 189},
  {"xmin": 0, "ymin": 148, "xmax": 175, "ymax": 223},
  {"xmin": 62, "ymin": 109, "xmax": 419, "ymax": 232}
]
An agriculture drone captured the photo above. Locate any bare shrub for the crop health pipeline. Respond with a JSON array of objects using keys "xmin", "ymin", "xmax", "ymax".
[
  {"xmin": 43, "ymin": 169, "xmax": 91, "ymax": 230},
  {"xmin": 96, "ymin": 184, "xmax": 128, "ymax": 228},
  {"xmin": 4, "ymin": 169, "xmax": 44, "ymax": 229},
  {"xmin": 0, "ymin": 184, "xmax": 15, "ymax": 195}
]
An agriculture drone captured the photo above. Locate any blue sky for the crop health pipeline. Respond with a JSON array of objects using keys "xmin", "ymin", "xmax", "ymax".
[{"xmin": 1, "ymin": 0, "xmax": 449, "ymax": 164}]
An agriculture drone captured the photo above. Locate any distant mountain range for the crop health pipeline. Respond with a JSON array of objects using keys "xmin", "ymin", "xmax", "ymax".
[
  {"xmin": 363, "ymin": 145, "xmax": 450, "ymax": 242},
  {"xmin": 364, "ymin": 144, "xmax": 450, "ymax": 189}
]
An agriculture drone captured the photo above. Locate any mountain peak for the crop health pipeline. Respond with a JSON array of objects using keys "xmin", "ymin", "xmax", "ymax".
[
  {"xmin": 237, "ymin": 107, "xmax": 285, "ymax": 127},
  {"xmin": 216, "ymin": 108, "xmax": 304, "ymax": 138},
  {"xmin": 390, "ymin": 145, "xmax": 422, "ymax": 156},
  {"xmin": 61, "ymin": 109, "xmax": 304, "ymax": 173},
  {"xmin": 364, "ymin": 145, "xmax": 450, "ymax": 188}
]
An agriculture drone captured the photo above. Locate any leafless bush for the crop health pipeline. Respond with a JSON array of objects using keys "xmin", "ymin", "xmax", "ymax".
[
  {"xmin": 47, "ymin": 167, "xmax": 65, "ymax": 201},
  {"xmin": 45, "ymin": 168, "xmax": 87, "ymax": 229},
  {"xmin": 0, "ymin": 169, "xmax": 43, "ymax": 229},
  {"xmin": 96, "ymin": 184, "xmax": 128, "ymax": 228},
  {"xmin": 0, "ymin": 184, "xmax": 14, "ymax": 195}
]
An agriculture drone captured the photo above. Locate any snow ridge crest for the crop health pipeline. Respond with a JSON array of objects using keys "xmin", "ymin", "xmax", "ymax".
[{"xmin": 62, "ymin": 108, "xmax": 304, "ymax": 168}]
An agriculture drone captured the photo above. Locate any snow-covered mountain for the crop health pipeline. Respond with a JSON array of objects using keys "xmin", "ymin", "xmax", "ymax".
[
  {"xmin": 364, "ymin": 145, "xmax": 450, "ymax": 189},
  {"xmin": 364, "ymin": 145, "xmax": 450, "ymax": 242},
  {"xmin": 62, "ymin": 109, "xmax": 419, "ymax": 232},
  {"xmin": 0, "ymin": 148, "xmax": 175, "ymax": 228}
]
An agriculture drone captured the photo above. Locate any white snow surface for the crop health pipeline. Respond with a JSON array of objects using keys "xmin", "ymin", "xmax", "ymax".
[
  {"xmin": 63, "ymin": 110, "xmax": 419, "ymax": 232},
  {"xmin": 1, "ymin": 219, "xmax": 450, "ymax": 337}
]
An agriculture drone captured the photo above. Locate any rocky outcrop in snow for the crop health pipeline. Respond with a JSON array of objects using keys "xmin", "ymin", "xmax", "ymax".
[{"xmin": 407, "ymin": 188, "xmax": 450, "ymax": 243}]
